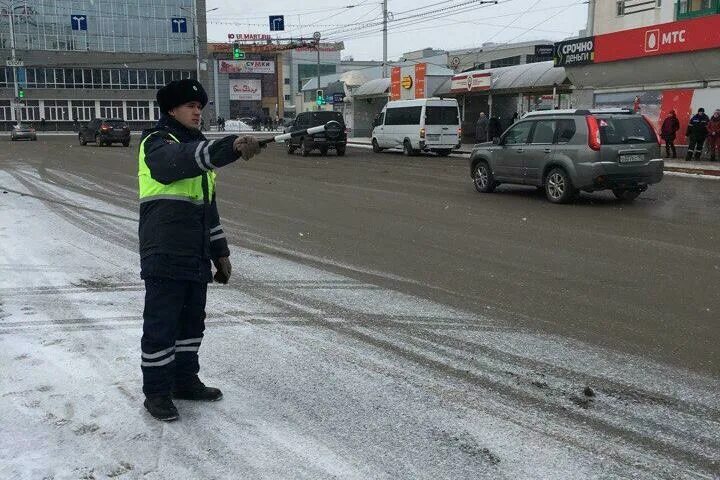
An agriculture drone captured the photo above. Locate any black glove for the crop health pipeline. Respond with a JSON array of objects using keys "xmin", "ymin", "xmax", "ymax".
[{"xmin": 213, "ymin": 257, "xmax": 232, "ymax": 284}]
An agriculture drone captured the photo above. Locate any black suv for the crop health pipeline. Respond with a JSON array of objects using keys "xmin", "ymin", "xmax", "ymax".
[
  {"xmin": 79, "ymin": 118, "xmax": 131, "ymax": 147},
  {"xmin": 285, "ymin": 111, "xmax": 347, "ymax": 156}
]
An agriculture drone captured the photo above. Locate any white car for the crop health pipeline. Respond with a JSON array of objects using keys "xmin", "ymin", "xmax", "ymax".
[{"xmin": 371, "ymin": 98, "xmax": 461, "ymax": 156}]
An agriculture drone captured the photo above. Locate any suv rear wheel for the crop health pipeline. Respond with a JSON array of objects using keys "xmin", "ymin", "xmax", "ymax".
[
  {"xmin": 336, "ymin": 145, "xmax": 346, "ymax": 156},
  {"xmin": 287, "ymin": 141, "xmax": 296, "ymax": 154},
  {"xmin": 473, "ymin": 161, "xmax": 496, "ymax": 193},
  {"xmin": 79, "ymin": 134, "xmax": 87, "ymax": 146},
  {"xmin": 613, "ymin": 188, "xmax": 641, "ymax": 202},
  {"xmin": 95, "ymin": 135, "xmax": 103, "ymax": 147},
  {"xmin": 545, "ymin": 167, "xmax": 575, "ymax": 204},
  {"xmin": 301, "ymin": 138, "xmax": 311, "ymax": 157}
]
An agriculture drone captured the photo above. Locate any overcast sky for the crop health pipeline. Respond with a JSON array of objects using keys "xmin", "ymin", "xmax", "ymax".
[{"xmin": 206, "ymin": 0, "xmax": 589, "ymax": 60}]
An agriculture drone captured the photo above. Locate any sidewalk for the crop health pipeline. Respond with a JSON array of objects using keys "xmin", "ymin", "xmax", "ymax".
[{"xmin": 346, "ymin": 137, "xmax": 720, "ymax": 177}]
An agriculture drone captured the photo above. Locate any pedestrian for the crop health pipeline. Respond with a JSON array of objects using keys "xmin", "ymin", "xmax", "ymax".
[
  {"xmin": 707, "ymin": 109, "xmax": 720, "ymax": 162},
  {"xmin": 475, "ymin": 112, "xmax": 489, "ymax": 143},
  {"xmin": 40, "ymin": 117, "xmax": 46, "ymax": 132},
  {"xmin": 488, "ymin": 115, "xmax": 503, "ymax": 142},
  {"xmin": 138, "ymin": 79, "xmax": 262, "ymax": 421},
  {"xmin": 685, "ymin": 107, "xmax": 710, "ymax": 161},
  {"xmin": 511, "ymin": 112, "xmax": 519, "ymax": 124},
  {"xmin": 660, "ymin": 110, "xmax": 680, "ymax": 158}
]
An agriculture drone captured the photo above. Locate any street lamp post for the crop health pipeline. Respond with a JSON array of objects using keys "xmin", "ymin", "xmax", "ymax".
[{"xmin": 179, "ymin": 4, "xmax": 217, "ymax": 82}]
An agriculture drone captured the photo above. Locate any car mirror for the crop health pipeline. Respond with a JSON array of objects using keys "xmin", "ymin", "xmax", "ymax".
[{"xmin": 492, "ymin": 137, "xmax": 500, "ymax": 145}]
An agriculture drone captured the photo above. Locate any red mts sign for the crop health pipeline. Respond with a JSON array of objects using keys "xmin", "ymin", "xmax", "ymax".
[
  {"xmin": 390, "ymin": 67, "xmax": 402, "ymax": 101},
  {"xmin": 414, "ymin": 63, "xmax": 426, "ymax": 99},
  {"xmin": 594, "ymin": 15, "xmax": 720, "ymax": 63}
]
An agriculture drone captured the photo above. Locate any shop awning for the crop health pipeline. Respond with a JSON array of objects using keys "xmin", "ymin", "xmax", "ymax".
[
  {"xmin": 434, "ymin": 61, "xmax": 568, "ymax": 96},
  {"xmin": 353, "ymin": 78, "xmax": 391, "ymax": 98}
]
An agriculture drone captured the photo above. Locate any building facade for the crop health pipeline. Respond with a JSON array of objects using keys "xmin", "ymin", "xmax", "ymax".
[
  {"xmin": 0, "ymin": 0, "xmax": 207, "ymax": 129},
  {"xmin": 559, "ymin": 1, "xmax": 720, "ymax": 146},
  {"xmin": 448, "ymin": 40, "xmax": 556, "ymax": 73}
]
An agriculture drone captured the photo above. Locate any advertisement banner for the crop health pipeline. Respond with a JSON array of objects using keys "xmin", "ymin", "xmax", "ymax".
[
  {"xmin": 414, "ymin": 63, "xmax": 426, "ymax": 99},
  {"xmin": 390, "ymin": 67, "xmax": 401, "ymax": 101},
  {"xmin": 553, "ymin": 36, "xmax": 595, "ymax": 67},
  {"xmin": 449, "ymin": 72, "xmax": 491, "ymax": 93},
  {"xmin": 594, "ymin": 15, "xmax": 720, "ymax": 63},
  {"xmin": 218, "ymin": 60, "xmax": 275, "ymax": 74},
  {"xmin": 229, "ymin": 79, "xmax": 261, "ymax": 101}
]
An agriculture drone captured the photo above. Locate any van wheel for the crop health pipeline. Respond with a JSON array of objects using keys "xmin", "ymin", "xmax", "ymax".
[
  {"xmin": 436, "ymin": 149, "xmax": 452, "ymax": 157},
  {"xmin": 544, "ymin": 168, "xmax": 576, "ymax": 204},
  {"xmin": 372, "ymin": 138, "xmax": 383, "ymax": 153},
  {"xmin": 473, "ymin": 161, "xmax": 496, "ymax": 193},
  {"xmin": 403, "ymin": 140, "xmax": 416, "ymax": 156},
  {"xmin": 613, "ymin": 188, "xmax": 641, "ymax": 202}
]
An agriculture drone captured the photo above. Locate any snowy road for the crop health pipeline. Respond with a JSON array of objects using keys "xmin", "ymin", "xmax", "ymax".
[{"xmin": 0, "ymin": 144, "xmax": 719, "ymax": 478}]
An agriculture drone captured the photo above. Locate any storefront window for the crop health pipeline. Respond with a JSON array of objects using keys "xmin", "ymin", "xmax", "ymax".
[{"xmin": 677, "ymin": 0, "xmax": 718, "ymax": 19}]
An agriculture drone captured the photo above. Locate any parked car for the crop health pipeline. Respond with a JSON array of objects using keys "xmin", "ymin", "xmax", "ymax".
[
  {"xmin": 285, "ymin": 111, "xmax": 347, "ymax": 156},
  {"xmin": 371, "ymin": 98, "xmax": 461, "ymax": 156},
  {"xmin": 79, "ymin": 118, "xmax": 130, "ymax": 147},
  {"xmin": 10, "ymin": 123, "xmax": 37, "ymax": 141},
  {"xmin": 469, "ymin": 109, "xmax": 664, "ymax": 203}
]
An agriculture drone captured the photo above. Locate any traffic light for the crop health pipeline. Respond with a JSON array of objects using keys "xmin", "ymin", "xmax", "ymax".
[
  {"xmin": 316, "ymin": 89, "xmax": 324, "ymax": 106},
  {"xmin": 232, "ymin": 43, "xmax": 243, "ymax": 60},
  {"xmin": 18, "ymin": 87, "xmax": 24, "ymax": 99}
]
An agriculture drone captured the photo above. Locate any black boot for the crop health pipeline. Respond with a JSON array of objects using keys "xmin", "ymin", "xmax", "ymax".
[
  {"xmin": 144, "ymin": 395, "xmax": 179, "ymax": 421},
  {"xmin": 173, "ymin": 379, "xmax": 223, "ymax": 401}
]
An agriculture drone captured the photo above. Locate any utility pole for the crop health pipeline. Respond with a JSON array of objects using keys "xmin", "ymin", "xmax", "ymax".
[
  {"xmin": 586, "ymin": 0, "xmax": 595, "ymax": 36},
  {"xmin": 382, "ymin": 0, "xmax": 388, "ymax": 78},
  {"xmin": 315, "ymin": 31, "xmax": 321, "ymax": 111}
]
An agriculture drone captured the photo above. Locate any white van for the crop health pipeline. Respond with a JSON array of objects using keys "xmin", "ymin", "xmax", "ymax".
[{"xmin": 371, "ymin": 98, "xmax": 461, "ymax": 156}]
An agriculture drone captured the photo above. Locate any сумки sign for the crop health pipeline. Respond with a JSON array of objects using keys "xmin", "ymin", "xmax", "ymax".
[{"xmin": 229, "ymin": 79, "xmax": 262, "ymax": 101}]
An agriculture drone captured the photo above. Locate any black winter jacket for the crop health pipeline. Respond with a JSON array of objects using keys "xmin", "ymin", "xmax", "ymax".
[{"xmin": 138, "ymin": 116, "xmax": 239, "ymax": 282}]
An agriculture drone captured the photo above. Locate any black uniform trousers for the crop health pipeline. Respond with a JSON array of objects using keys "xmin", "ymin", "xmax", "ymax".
[
  {"xmin": 141, "ymin": 277, "xmax": 207, "ymax": 397},
  {"xmin": 687, "ymin": 134, "xmax": 707, "ymax": 160}
]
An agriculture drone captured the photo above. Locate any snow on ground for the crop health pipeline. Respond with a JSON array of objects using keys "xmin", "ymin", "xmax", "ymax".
[{"xmin": 0, "ymin": 167, "xmax": 718, "ymax": 479}]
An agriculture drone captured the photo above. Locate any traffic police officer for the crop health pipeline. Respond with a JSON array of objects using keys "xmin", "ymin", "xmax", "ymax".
[{"xmin": 139, "ymin": 79, "xmax": 260, "ymax": 421}]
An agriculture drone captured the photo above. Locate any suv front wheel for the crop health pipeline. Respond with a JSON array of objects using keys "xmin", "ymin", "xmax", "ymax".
[
  {"xmin": 545, "ymin": 167, "xmax": 576, "ymax": 204},
  {"xmin": 473, "ymin": 161, "xmax": 496, "ymax": 193}
]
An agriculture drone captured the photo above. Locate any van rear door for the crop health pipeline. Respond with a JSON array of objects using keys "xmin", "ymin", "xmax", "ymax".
[{"xmin": 424, "ymin": 103, "xmax": 460, "ymax": 147}]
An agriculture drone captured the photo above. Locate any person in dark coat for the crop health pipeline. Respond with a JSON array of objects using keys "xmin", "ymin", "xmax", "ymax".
[
  {"xmin": 475, "ymin": 112, "xmax": 489, "ymax": 143},
  {"xmin": 707, "ymin": 109, "xmax": 720, "ymax": 162},
  {"xmin": 488, "ymin": 116, "xmax": 503, "ymax": 141},
  {"xmin": 660, "ymin": 110, "xmax": 680, "ymax": 158},
  {"xmin": 138, "ymin": 79, "xmax": 261, "ymax": 421},
  {"xmin": 685, "ymin": 107, "xmax": 710, "ymax": 161}
]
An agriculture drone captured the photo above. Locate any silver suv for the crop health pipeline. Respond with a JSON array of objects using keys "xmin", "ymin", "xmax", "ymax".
[{"xmin": 470, "ymin": 109, "xmax": 664, "ymax": 203}]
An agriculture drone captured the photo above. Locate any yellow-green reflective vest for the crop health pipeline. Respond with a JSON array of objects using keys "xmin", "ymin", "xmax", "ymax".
[{"xmin": 138, "ymin": 131, "xmax": 216, "ymax": 204}]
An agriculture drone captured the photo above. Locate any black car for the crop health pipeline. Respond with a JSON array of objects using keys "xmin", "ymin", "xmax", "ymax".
[
  {"xmin": 79, "ymin": 118, "xmax": 131, "ymax": 147},
  {"xmin": 285, "ymin": 111, "xmax": 347, "ymax": 156}
]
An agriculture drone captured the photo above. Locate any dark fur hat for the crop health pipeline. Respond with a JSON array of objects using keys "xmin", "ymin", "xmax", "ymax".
[{"xmin": 157, "ymin": 79, "xmax": 208, "ymax": 114}]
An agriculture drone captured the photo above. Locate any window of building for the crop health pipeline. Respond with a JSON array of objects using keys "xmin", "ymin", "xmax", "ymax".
[
  {"xmin": 71, "ymin": 101, "xmax": 95, "ymax": 122},
  {"xmin": 44, "ymin": 100, "xmax": 70, "ymax": 121},
  {"xmin": 489, "ymin": 56, "xmax": 521, "ymax": 68},
  {"xmin": 126, "ymin": 101, "xmax": 149, "ymax": 121},
  {"xmin": 100, "ymin": 101, "xmax": 124, "ymax": 119},
  {"xmin": 21, "ymin": 101, "xmax": 41, "ymax": 122},
  {"xmin": 526, "ymin": 54, "xmax": 552, "ymax": 64},
  {"xmin": 677, "ymin": 0, "xmax": 717, "ymax": 18},
  {"xmin": 284, "ymin": 78, "xmax": 291, "ymax": 85},
  {"xmin": 284, "ymin": 95, "xmax": 292, "ymax": 101},
  {"xmin": 0, "ymin": 100, "xmax": 11, "ymax": 121}
]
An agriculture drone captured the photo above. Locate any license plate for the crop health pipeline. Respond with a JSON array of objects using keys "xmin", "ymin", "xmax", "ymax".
[{"xmin": 619, "ymin": 154, "xmax": 644, "ymax": 163}]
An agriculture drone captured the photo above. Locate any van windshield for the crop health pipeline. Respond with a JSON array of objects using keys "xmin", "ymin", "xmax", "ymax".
[
  {"xmin": 597, "ymin": 116, "xmax": 656, "ymax": 144},
  {"xmin": 425, "ymin": 106, "xmax": 459, "ymax": 125}
]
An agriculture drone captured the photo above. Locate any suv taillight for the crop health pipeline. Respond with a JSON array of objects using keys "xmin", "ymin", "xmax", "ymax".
[
  {"xmin": 586, "ymin": 115, "xmax": 601, "ymax": 151},
  {"xmin": 642, "ymin": 115, "xmax": 660, "ymax": 144},
  {"xmin": 100, "ymin": 123, "xmax": 110, "ymax": 131},
  {"xmin": 457, "ymin": 127, "xmax": 462, "ymax": 137}
]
